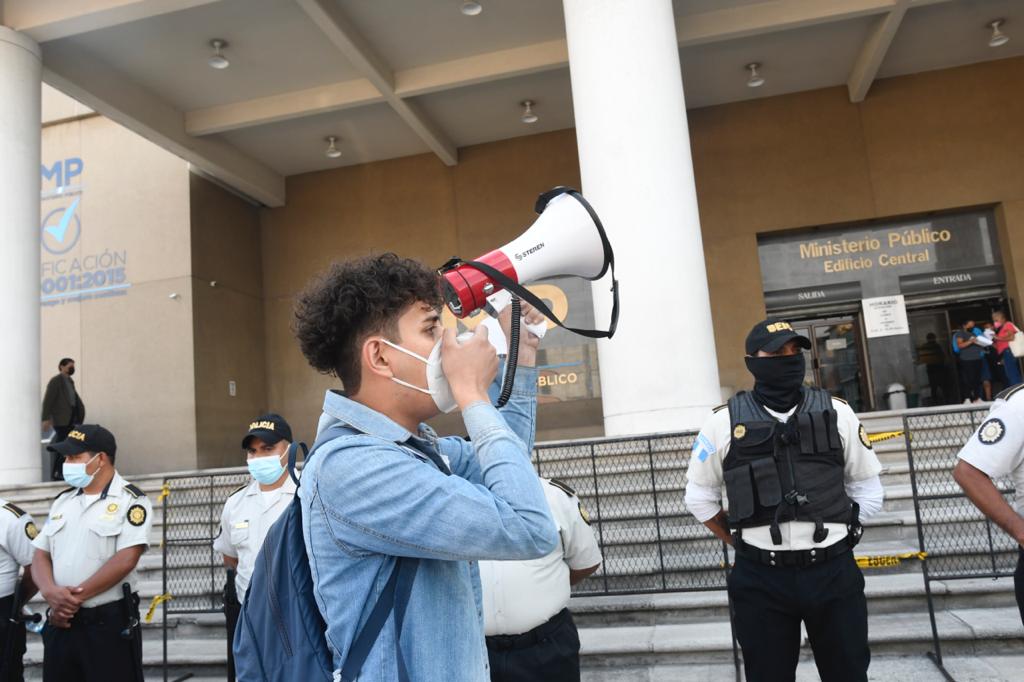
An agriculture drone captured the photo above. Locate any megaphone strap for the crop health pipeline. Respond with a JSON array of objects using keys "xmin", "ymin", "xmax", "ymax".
[{"xmin": 459, "ymin": 259, "xmax": 619, "ymax": 339}]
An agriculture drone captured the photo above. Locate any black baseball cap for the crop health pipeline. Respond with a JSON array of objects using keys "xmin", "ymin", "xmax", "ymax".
[
  {"xmin": 242, "ymin": 413, "xmax": 293, "ymax": 449},
  {"xmin": 745, "ymin": 318, "xmax": 812, "ymax": 355},
  {"xmin": 47, "ymin": 424, "xmax": 117, "ymax": 458}
]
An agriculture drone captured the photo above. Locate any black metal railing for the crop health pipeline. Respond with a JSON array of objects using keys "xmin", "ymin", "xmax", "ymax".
[{"xmin": 904, "ymin": 406, "xmax": 1016, "ymax": 682}]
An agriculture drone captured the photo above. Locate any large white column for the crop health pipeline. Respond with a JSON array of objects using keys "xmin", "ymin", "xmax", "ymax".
[
  {"xmin": 0, "ymin": 28, "xmax": 43, "ymax": 483},
  {"xmin": 563, "ymin": 0, "xmax": 721, "ymax": 435}
]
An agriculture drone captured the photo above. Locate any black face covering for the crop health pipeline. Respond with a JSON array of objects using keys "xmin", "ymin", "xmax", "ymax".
[
  {"xmin": 67, "ymin": 367, "xmax": 75, "ymax": 376},
  {"xmin": 745, "ymin": 353, "xmax": 806, "ymax": 412}
]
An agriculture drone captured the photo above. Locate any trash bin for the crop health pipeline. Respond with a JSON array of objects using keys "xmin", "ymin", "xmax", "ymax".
[{"xmin": 886, "ymin": 383, "xmax": 907, "ymax": 411}]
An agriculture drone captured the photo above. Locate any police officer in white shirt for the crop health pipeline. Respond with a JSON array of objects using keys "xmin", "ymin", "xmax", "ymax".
[
  {"xmin": 213, "ymin": 413, "xmax": 296, "ymax": 682},
  {"xmin": 684, "ymin": 319, "xmax": 884, "ymax": 682},
  {"xmin": 954, "ymin": 383, "xmax": 1024, "ymax": 627},
  {"xmin": 31, "ymin": 424, "xmax": 152, "ymax": 682},
  {"xmin": 0, "ymin": 499, "xmax": 38, "ymax": 682},
  {"xmin": 479, "ymin": 477, "xmax": 601, "ymax": 682}
]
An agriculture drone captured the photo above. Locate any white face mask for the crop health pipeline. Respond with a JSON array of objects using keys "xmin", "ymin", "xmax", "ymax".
[{"xmin": 380, "ymin": 338, "xmax": 458, "ymax": 414}]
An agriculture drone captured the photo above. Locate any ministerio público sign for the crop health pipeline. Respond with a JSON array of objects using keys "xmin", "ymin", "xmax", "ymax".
[{"xmin": 758, "ymin": 209, "xmax": 1002, "ymax": 311}]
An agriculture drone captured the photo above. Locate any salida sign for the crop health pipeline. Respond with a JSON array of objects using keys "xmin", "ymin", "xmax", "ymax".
[{"xmin": 39, "ymin": 157, "xmax": 132, "ymax": 306}]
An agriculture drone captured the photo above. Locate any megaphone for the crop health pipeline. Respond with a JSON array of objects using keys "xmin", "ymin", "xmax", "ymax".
[{"xmin": 437, "ymin": 187, "xmax": 619, "ymax": 340}]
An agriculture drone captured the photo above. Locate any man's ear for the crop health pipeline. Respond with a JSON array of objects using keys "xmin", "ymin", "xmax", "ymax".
[{"xmin": 362, "ymin": 337, "xmax": 394, "ymax": 380}]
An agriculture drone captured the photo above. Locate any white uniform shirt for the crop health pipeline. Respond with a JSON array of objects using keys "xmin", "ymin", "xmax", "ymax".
[
  {"xmin": 686, "ymin": 397, "xmax": 883, "ymax": 551},
  {"xmin": 957, "ymin": 389, "xmax": 1024, "ymax": 515},
  {"xmin": 213, "ymin": 476, "xmax": 296, "ymax": 600},
  {"xmin": 479, "ymin": 479, "xmax": 602, "ymax": 636},
  {"xmin": 32, "ymin": 472, "xmax": 153, "ymax": 607},
  {"xmin": 0, "ymin": 499, "xmax": 38, "ymax": 599}
]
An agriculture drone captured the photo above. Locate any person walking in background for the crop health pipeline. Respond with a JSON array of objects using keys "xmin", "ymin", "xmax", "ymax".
[
  {"xmin": 40, "ymin": 359, "xmax": 85, "ymax": 481},
  {"xmin": 917, "ymin": 333, "xmax": 947, "ymax": 405},
  {"xmin": 993, "ymin": 310, "xmax": 1022, "ymax": 387},
  {"xmin": 955, "ymin": 321, "xmax": 986, "ymax": 403}
]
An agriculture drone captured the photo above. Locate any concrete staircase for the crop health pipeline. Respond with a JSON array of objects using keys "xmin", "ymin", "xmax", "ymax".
[{"xmin": 3, "ymin": 405, "xmax": 1021, "ymax": 680}]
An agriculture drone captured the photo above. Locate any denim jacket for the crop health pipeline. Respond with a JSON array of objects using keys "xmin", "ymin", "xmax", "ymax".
[{"xmin": 300, "ymin": 366, "xmax": 558, "ymax": 681}]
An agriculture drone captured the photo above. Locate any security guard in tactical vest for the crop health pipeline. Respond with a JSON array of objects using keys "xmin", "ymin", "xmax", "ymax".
[
  {"xmin": 479, "ymin": 478, "xmax": 602, "ymax": 682},
  {"xmin": 0, "ymin": 497, "xmax": 39, "ymax": 682},
  {"xmin": 30, "ymin": 425, "xmax": 152, "ymax": 682},
  {"xmin": 685, "ymin": 319, "xmax": 885, "ymax": 682},
  {"xmin": 954, "ymin": 382, "xmax": 1024, "ymax": 627},
  {"xmin": 213, "ymin": 414, "xmax": 295, "ymax": 682}
]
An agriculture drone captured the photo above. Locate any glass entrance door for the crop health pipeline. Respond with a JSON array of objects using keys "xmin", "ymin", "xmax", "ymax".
[{"xmin": 792, "ymin": 317, "xmax": 871, "ymax": 412}]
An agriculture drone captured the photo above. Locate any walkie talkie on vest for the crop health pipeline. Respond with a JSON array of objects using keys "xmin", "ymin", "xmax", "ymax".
[{"xmin": 437, "ymin": 187, "xmax": 619, "ymax": 407}]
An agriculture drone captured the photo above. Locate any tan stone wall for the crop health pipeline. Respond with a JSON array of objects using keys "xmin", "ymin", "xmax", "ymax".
[
  {"xmin": 189, "ymin": 175, "xmax": 267, "ymax": 468},
  {"xmin": 40, "ymin": 115, "xmax": 195, "ymax": 477}
]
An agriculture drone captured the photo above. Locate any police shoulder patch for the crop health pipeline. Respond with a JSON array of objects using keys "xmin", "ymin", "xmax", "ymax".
[
  {"xmin": 25, "ymin": 521, "xmax": 39, "ymax": 540},
  {"xmin": 548, "ymin": 478, "xmax": 576, "ymax": 497},
  {"xmin": 127, "ymin": 504, "xmax": 147, "ymax": 527},
  {"xmin": 122, "ymin": 483, "xmax": 146, "ymax": 499},
  {"xmin": 858, "ymin": 425, "xmax": 873, "ymax": 449},
  {"xmin": 978, "ymin": 418, "xmax": 1006, "ymax": 445},
  {"xmin": 3, "ymin": 502, "xmax": 26, "ymax": 518}
]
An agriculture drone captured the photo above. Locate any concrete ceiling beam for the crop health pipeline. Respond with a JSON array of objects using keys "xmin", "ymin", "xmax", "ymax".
[
  {"xmin": 5, "ymin": 0, "xmax": 224, "ymax": 43},
  {"xmin": 847, "ymin": 0, "xmax": 912, "ymax": 103}
]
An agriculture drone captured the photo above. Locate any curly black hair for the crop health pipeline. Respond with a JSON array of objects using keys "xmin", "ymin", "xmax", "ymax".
[{"xmin": 293, "ymin": 253, "xmax": 442, "ymax": 394}]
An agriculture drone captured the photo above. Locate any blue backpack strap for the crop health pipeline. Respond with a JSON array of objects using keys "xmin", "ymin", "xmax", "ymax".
[{"xmin": 308, "ymin": 422, "xmax": 420, "ymax": 682}]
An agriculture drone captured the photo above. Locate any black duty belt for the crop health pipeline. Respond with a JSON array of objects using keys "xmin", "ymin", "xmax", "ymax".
[
  {"xmin": 734, "ymin": 535, "xmax": 856, "ymax": 568},
  {"xmin": 57, "ymin": 594, "xmax": 136, "ymax": 628},
  {"xmin": 485, "ymin": 607, "xmax": 572, "ymax": 651}
]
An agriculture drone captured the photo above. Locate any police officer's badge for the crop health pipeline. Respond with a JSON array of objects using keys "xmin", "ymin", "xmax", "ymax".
[
  {"xmin": 859, "ymin": 425, "xmax": 873, "ymax": 449},
  {"xmin": 978, "ymin": 418, "xmax": 1006, "ymax": 445},
  {"xmin": 106, "ymin": 503, "xmax": 119, "ymax": 513},
  {"xmin": 25, "ymin": 522, "xmax": 38, "ymax": 540},
  {"xmin": 128, "ymin": 504, "xmax": 147, "ymax": 527},
  {"xmin": 733, "ymin": 424, "xmax": 747, "ymax": 440},
  {"xmin": 578, "ymin": 502, "xmax": 591, "ymax": 526}
]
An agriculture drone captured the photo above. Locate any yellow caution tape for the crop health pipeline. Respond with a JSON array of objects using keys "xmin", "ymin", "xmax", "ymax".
[
  {"xmin": 144, "ymin": 593, "xmax": 173, "ymax": 623},
  {"xmin": 157, "ymin": 482, "xmax": 170, "ymax": 503},
  {"xmin": 855, "ymin": 551, "xmax": 926, "ymax": 569},
  {"xmin": 867, "ymin": 430, "xmax": 904, "ymax": 444}
]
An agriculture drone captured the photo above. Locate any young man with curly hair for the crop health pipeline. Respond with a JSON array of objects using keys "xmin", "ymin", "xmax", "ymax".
[{"xmin": 292, "ymin": 253, "xmax": 558, "ymax": 681}]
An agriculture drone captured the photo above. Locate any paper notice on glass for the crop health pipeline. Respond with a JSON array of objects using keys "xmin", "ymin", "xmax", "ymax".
[{"xmin": 862, "ymin": 295, "xmax": 910, "ymax": 338}]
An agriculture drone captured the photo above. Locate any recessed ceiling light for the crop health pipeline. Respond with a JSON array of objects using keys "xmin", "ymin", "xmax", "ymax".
[
  {"xmin": 208, "ymin": 39, "xmax": 230, "ymax": 70},
  {"xmin": 988, "ymin": 19, "xmax": 1010, "ymax": 48},
  {"xmin": 461, "ymin": 2, "xmax": 483, "ymax": 16},
  {"xmin": 324, "ymin": 136, "xmax": 342, "ymax": 159},
  {"xmin": 520, "ymin": 100, "xmax": 538, "ymax": 124},
  {"xmin": 746, "ymin": 62, "xmax": 765, "ymax": 88}
]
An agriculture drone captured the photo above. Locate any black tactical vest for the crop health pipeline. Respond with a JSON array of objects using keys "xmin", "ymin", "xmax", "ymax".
[{"xmin": 723, "ymin": 387, "xmax": 854, "ymax": 544}]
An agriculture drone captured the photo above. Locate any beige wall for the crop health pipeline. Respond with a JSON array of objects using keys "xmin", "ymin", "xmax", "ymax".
[
  {"xmin": 190, "ymin": 175, "xmax": 267, "ymax": 468},
  {"xmin": 40, "ymin": 115, "xmax": 196, "ymax": 477}
]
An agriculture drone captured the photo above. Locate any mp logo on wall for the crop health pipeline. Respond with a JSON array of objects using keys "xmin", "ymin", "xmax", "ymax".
[{"xmin": 39, "ymin": 157, "xmax": 131, "ymax": 306}]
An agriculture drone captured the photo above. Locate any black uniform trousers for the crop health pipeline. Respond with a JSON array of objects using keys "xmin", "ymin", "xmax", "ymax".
[
  {"xmin": 42, "ymin": 597, "xmax": 142, "ymax": 682},
  {"xmin": 225, "ymin": 597, "xmax": 241, "ymax": 682},
  {"xmin": 485, "ymin": 608, "xmax": 581, "ymax": 682},
  {"xmin": 1015, "ymin": 548, "xmax": 1024, "ymax": 627},
  {"xmin": 0, "ymin": 595, "xmax": 26, "ymax": 682},
  {"xmin": 728, "ymin": 550, "xmax": 870, "ymax": 682}
]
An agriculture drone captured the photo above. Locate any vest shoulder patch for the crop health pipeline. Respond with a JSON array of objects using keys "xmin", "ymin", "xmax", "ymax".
[
  {"xmin": 123, "ymin": 483, "xmax": 146, "ymax": 499},
  {"xmin": 2, "ymin": 502, "xmax": 26, "ymax": 518},
  {"xmin": 548, "ymin": 478, "xmax": 576, "ymax": 497}
]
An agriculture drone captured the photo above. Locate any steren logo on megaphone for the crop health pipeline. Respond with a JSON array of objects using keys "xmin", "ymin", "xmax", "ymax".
[{"xmin": 514, "ymin": 242, "xmax": 545, "ymax": 261}]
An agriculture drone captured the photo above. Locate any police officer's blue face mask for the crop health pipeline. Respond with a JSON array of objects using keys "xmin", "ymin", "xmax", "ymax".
[
  {"xmin": 248, "ymin": 451, "xmax": 287, "ymax": 485},
  {"xmin": 63, "ymin": 453, "xmax": 101, "ymax": 489}
]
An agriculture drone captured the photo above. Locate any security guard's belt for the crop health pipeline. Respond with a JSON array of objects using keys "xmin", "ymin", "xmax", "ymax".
[
  {"xmin": 485, "ymin": 608, "xmax": 572, "ymax": 651},
  {"xmin": 62, "ymin": 594, "xmax": 137, "ymax": 627},
  {"xmin": 734, "ymin": 535, "xmax": 856, "ymax": 568}
]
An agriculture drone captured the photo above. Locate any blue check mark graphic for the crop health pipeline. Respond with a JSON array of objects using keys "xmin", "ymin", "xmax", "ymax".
[{"xmin": 44, "ymin": 197, "xmax": 80, "ymax": 243}]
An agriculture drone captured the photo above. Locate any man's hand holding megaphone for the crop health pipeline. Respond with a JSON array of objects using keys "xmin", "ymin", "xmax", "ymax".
[{"xmin": 440, "ymin": 301, "xmax": 545, "ymax": 410}]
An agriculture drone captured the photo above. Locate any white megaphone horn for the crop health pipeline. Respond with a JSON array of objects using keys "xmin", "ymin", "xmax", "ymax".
[{"xmin": 437, "ymin": 187, "xmax": 619, "ymax": 339}]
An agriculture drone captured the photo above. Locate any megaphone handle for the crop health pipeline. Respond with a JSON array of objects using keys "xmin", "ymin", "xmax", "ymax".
[{"xmin": 494, "ymin": 297, "xmax": 520, "ymax": 408}]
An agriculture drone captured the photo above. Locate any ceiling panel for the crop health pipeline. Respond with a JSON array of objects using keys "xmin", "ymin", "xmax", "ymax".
[
  {"xmin": 336, "ymin": 0, "xmax": 566, "ymax": 71},
  {"xmin": 218, "ymin": 103, "xmax": 430, "ymax": 177},
  {"xmin": 54, "ymin": 0, "xmax": 359, "ymax": 111},
  {"xmin": 412, "ymin": 68, "xmax": 575, "ymax": 148},
  {"xmin": 680, "ymin": 16, "xmax": 875, "ymax": 109},
  {"xmin": 879, "ymin": 0, "xmax": 1024, "ymax": 79}
]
